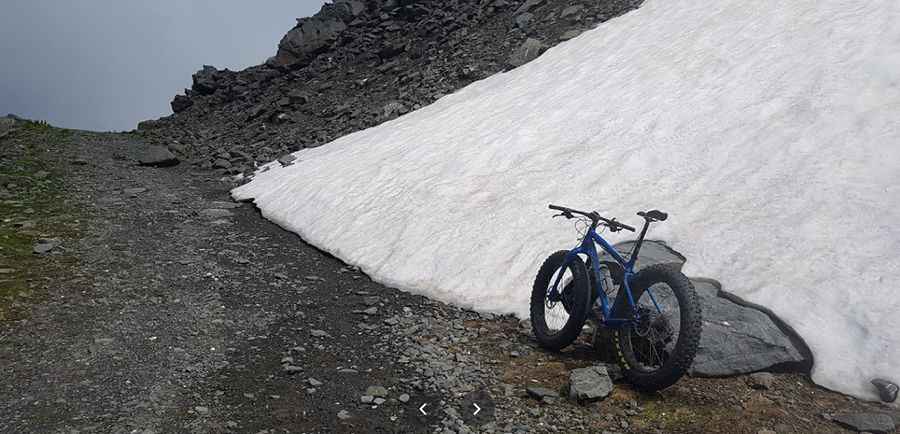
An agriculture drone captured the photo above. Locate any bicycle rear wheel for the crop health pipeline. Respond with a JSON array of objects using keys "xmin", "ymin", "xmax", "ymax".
[
  {"xmin": 612, "ymin": 263, "xmax": 701, "ymax": 391},
  {"xmin": 530, "ymin": 250, "xmax": 591, "ymax": 351}
]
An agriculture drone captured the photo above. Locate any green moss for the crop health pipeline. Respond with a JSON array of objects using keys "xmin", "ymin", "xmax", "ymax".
[
  {"xmin": 639, "ymin": 399, "xmax": 706, "ymax": 431},
  {"xmin": 0, "ymin": 123, "xmax": 80, "ymax": 320}
]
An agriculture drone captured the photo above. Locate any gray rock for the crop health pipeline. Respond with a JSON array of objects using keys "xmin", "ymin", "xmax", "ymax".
[
  {"xmin": 366, "ymin": 385, "xmax": 388, "ymax": 398},
  {"xmin": 207, "ymin": 201, "xmax": 241, "ymax": 209},
  {"xmin": 192, "ymin": 66, "xmax": 219, "ymax": 95},
  {"xmin": 399, "ymin": 393, "xmax": 410, "ymax": 403},
  {"xmin": 138, "ymin": 146, "xmax": 179, "ymax": 167},
  {"xmin": 748, "ymin": 372, "xmax": 775, "ymax": 390},
  {"xmin": 382, "ymin": 101, "xmax": 408, "ymax": 120},
  {"xmin": 194, "ymin": 406, "xmax": 210, "ymax": 415},
  {"xmin": 199, "ymin": 209, "xmax": 234, "ymax": 219},
  {"xmin": 568, "ymin": 365, "xmax": 613, "ymax": 402},
  {"xmin": 559, "ymin": 29, "xmax": 583, "ymax": 41},
  {"xmin": 308, "ymin": 378, "xmax": 323, "ymax": 387},
  {"xmin": 507, "ymin": 38, "xmax": 547, "ymax": 68},
  {"xmin": 363, "ymin": 306, "xmax": 378, "ymax": 315},
  {"xmin": 560, "ymin": 5, "xmax": 585, "ymax": 20},
  {"xmin": 360, "ymin": 395, "xmax": 374, "ymax": 404},
  {"xmin": 171, "ymin": 95, "xmax": 193, "ymax": 113},
  {"xmin": 832, "ymin": 412, "xmax": 895, "ymax": 434},
  {"xmin": 690, "ymin": 280, "xmax": 807, "ymax": 376},
  {"xmin": 606, "ymin": 241, "xmax": 809, "ymax": 376},
  {"xmin": 213, "ymin": 158, "xmax": 232, "ymax": 169},
  {"xmin": 337, "ymin": 409, "xmax": 351, "ymax": 420},
  {"xmin": 514, "ymin": 13, "xmax": 533, "ymax": 30},
  {"xmin": 514, "ymin": 0, "xmax": 546, "ymax": 15},
  {"xmin": 123, "ymin": 187, "xmax": 147, "ymax": 196},
  {"xmin": 526, "ymin": 386, "xmax": 559, "ymax": 400},
  {"xmin": 33, "ymin": 239, "xmax": 60, "ymax": 255},
  {"xmin": 277, "ymin": 154, "xmax": 296, "ymax": 166},
  {"xmin": 871, "ymin": 378, "xmax": 899, "ymax": 403},
  {"xmin": 310, "ymin": 329, "xmax": 329, "ymax": 338},
  {"xmin": 282, "ymin": 365, "xmax": 303, "ymax": 374},
  {"xmin": 274, "ymin": 18, "xmax": 347, "ymax": 67},
  {"xmin": 373, "ymin": 397, "xmax": 386, "ymax": 405},
  {"xmin": 335, "ymin": 0, "xmax": 366, "ymax": 17}
]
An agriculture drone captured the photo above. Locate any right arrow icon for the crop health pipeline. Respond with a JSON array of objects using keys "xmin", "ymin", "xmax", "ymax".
[{"xmin": 473, "ymin": 403, "xmax": 481, "ymax": 416}]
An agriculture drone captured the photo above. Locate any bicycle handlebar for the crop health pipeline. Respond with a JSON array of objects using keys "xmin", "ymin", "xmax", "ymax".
[{"xmin": 548, "ymin": 204, "xmax": 636, "ymax": 232}]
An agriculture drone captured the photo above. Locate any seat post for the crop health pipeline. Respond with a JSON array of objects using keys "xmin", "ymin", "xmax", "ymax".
[{"xmin": 629, "ymin": 219, "xmax": 652, "ymax": 264}]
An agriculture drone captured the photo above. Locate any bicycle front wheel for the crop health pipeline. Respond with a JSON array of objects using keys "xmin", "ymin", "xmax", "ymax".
[
  {"xmin": 530, "ymin": 250, "xmax": 591, "ymax": 351},
  {"xmin": 612, "ymin": 263, "xmax": 702, "ymax": 391}
]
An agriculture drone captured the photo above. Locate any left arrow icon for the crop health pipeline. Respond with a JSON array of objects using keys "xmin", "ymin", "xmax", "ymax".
[{"xmin": 419, "ymin": 403, "xmax": 428, "ymax": 415}]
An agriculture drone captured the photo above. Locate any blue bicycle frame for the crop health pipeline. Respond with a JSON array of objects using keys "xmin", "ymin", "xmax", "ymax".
[{"xmin": 548, "ymin": 212, "xmax": 660, "ymax": 328}]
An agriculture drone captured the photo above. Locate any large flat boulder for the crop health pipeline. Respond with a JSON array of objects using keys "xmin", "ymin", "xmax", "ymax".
[{"xmin": 598, "ymin": 241, "xmax": 810, "ymax": 376}]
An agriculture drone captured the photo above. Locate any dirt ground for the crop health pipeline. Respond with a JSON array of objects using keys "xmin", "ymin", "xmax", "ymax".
[{"xmin": 1, "ymin": 124, "xmax": 897, "ymax": 433}]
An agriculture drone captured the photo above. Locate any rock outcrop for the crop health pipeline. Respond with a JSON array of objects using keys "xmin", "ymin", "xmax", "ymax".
[{"xmin": 139, "ymin": 0, "xmax": 645, "ymax": 174}]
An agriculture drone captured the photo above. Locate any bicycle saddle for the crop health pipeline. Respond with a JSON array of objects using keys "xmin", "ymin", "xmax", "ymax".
[{"xmin": 638, "ymin": 210, "xmax": 668, "ymax": 222}]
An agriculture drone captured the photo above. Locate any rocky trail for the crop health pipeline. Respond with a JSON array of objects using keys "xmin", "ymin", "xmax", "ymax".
[{"xmin": 1, "ymin": 122, "xmax": 899, "ymax": 434}]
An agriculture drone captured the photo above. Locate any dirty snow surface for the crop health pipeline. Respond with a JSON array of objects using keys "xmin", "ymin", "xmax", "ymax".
[{"xmin": 233, "ymin": 0, "xmax": 900, "ymax": 401}]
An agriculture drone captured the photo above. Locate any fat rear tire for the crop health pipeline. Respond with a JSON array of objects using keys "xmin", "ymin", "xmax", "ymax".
[{"xmin": 611, "ymin": 263, "xmax": 702, "ymax": 391}]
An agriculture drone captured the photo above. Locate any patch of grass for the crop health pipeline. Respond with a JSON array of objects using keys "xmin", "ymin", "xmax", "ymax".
[{"xmin": 0, "ymin": 122, "xmax": 79, "ymax": 320}]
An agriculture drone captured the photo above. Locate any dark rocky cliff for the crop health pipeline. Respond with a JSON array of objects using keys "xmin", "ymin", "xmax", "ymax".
[{"xmin": 137, "ymin": 0, "xmax": 643, "ymax": 173}]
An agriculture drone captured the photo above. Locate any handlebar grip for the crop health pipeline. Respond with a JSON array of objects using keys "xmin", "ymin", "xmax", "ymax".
[
  {"xmin": 620, "ymin": 223, "xmax": 636, "ymax": 232},
  {"xmin": 549, "ymin": 204, "xmax": 566, "ymax": 211}
]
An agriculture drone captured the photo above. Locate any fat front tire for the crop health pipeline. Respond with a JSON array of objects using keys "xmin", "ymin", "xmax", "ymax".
[
  {"xmin": 530, "ymin": 250, "xmax": 591, "ymax": 351},
  {"xmin": 612, "ymin": 263, "xmax": 702, "ymax": 391}
]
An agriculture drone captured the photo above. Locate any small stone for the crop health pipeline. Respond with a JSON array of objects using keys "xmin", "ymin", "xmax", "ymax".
[
  {"xmin": 138, "ymin": 146, "xmax": 179, "ymax": 167},
  {"xmin": 310, "ymin": 329, "xmax": 329, "ymax": 338},
  {"xmin": 363, "ymin": 306, "xmax": 378, "ymax": 315},
  {"xmin": 373, "ymin": 397, "xmax": 386, "ymax": 405},
  {"xmin": 32, "ymin": 239, "xmax": 60, "ymax": 255},
  {"xmin": 207, "ymin": 201, "xmax": 242, "ymax": 209},
  {"xmin": 871, "ymin": 378, "xmax": 899, "ymax": 403},
  {"xmin": 282, "ymin": 365, "xmax": 303, "ymax": 374},
  {"xmin": 277, "ymin": 154, "xmax": 296, "ymax": 166},
  {"xmin": 832, "ymin": 412, "xmax": 895, "ymax": 434},
  {"xmin": 560, "ymin": 4, "xmax": 585, "ymax": 20},
  {"xmin": 526, "ymin": 386, "xmax": 559, "ymax": 400},
  {"xmin": 568, "ymin": 365, "xmax": 614, "ymax": 402},
  {"xmin": 559, "ymin": 29, "xmax": 583, "ymax": 41},
  {"xmin": 399, "ymin": 393, "xmax": 410, "ymax": 403},
  {"xmin": 366, "ymin": 385, "xmax": 388, "ymax": 398},
  {"xmin": 363, "ymin": 296, "xmax": 380, "ymax": 306},
  {"xmin": 308, "ymin": 378, "xmax": 323, "ymax": 387},
  {"xmin": 337, "ymin": 410, "xmax": 351, "ymax": 420},
  {"xmin": 123, "ymin": 187, "xmax": 147, "ymax": 196},
  {"xmin": 199, "ymin": 209, "xmax": 234, "ymax": 219},
  {"xmin": 748, "ymin": 372, "xmax": 775, "ymax": 390},
  {"xmin": 194, "ymin": 406, "xmax": 210, "ymax": 415},
  {"xmin": 507, "ymin": 38, "xmax": 547, "ymax": 68},
  {"xmin": 361, "ymin": 395, "xmax": 374, "ymax": 404}
]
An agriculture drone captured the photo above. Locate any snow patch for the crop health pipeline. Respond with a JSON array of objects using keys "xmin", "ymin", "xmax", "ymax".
[{"xmin": 234, "ymin": 0, "xmax": 900, "ymax": 401}]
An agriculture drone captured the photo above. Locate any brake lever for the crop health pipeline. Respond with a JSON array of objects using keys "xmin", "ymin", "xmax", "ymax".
[{"xmin": 552, "ymin": 212, "xmax": 574, "ymax": 219}]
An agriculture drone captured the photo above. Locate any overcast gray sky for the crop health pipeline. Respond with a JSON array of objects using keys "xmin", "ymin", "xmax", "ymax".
[{"xmin": 0, "ymin": 1, "xmax": 326, "ymax": 132}]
